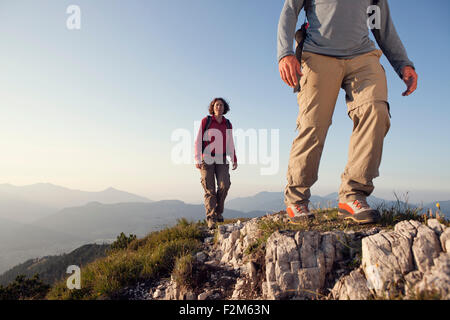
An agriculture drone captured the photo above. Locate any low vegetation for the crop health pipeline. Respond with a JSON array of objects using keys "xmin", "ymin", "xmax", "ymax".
[
  {"xmin": 171, "ymin": 254, "xmax": 195, "ymax": 289},
  {"xmin": 0, "ymin": 274, "xmax": 50, "ymax": 300},
  {"xmin": 46, "ymin": 218, "xmax": 206, "ymax": 300},
  {"xmin": 110, "ymin": 232, "xmax": 137, "ymax": 251},
  {"xmin": 0, "ymin": 244, "xmax": 110, "ymax": 286}
]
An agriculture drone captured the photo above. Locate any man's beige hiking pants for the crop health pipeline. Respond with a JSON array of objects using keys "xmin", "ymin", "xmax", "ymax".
[
  {"xmin": 200, "ymin": 158, "xmax": 231, "ymax": 219},
  {"xmin": 285, "ymin": 49, "xmax": 391, "ymax": 207}
]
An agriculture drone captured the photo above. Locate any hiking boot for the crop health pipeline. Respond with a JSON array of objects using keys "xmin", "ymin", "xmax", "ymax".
[
  {"xmin": 338, "ymin": 199, "xmax": 381, "ymax": 224},
  {"xmin": 286, "ymin": 203, "xmax": 314, "ymax": 223},
  {"xmin": 206, "ymin": 217, "xmax": 216, "ymax": 229},
  {"xmin": 216, "ymin": 214, "xmax": 224, "ymax": 223}
]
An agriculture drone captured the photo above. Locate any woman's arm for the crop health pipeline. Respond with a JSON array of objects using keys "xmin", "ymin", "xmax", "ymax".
[{"xmin": 194, "ymin": 118, "xmax": 206, "ymax": 168}]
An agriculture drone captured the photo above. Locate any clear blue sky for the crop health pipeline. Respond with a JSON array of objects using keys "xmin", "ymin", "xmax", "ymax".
[{"xmin": 0, "ymin": 0, "xmax": 449, "ymax": 204}]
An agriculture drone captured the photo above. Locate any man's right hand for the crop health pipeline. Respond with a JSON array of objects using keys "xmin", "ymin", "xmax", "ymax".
[{"xmin": 279, "ymin": 55, "xmax": 302, "ymax": 88}]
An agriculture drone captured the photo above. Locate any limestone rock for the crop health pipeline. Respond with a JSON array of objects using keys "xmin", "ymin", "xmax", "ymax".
[
  {"xmin": 362, "ymin": 230, "xmax": 414, "ymax": 295},
  {"xmin": 394, "ymin": 219, "xmax": 421, "ymax": 240},
  {"xmin": 153, "ymin": 289, "xmax": 162, "ymax": 299},
  {"xmin": 440, "ymin": 228, "xmax": 450, "ymax": 253},
  {"xmin": 263, "ymin": 227, "xmax": 369, "ymax": 300},
  {"xmin": 404, "ymin": 270, "xmax": 423, "ymax": 297},
  {"xmin": 412, "ymin": 225, "xmax": 441, "ymax": 272},
  {"xmin": 362, "ymin": 220, "xmax": 448, "ymax": 299},
  {"xmin": 427, "ymin": 219, "xmax": 445, "ymax": 236},
  {"xmin": 413, "ymin": 252, "xmax": 450, "ymax": 299},
  {"xmin": 330, "ymin": 268, "xmax": 373, "ymax": 300},
  {"xmin": 198, "ymin": 290, "xmax": 213, "ymax": 300}
]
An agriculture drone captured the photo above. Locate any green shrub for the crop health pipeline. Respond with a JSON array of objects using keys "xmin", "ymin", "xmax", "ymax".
[
  {"xmin": 0, "ymin": 274, "xmax": 50, "ymax": 300},
  {"xmin": 110, "ymin": 232, "xmax": 137, "ymax": 251}
]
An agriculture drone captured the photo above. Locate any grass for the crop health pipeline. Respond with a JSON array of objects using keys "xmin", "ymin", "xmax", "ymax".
[
  {"xmin": 376, "ymin": 191, "xmax": 449, "ymax": 228},
  {"xmin": 46, "ymin": 218, "xmax": 206, "ymax": 300},
  {"xmin": 171, "ymin": 254, "xmax": 195, "ymax": 289}
]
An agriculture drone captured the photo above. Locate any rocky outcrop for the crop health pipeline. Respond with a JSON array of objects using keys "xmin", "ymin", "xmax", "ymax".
[
  {"xmin": 330, "ymin": 268, "xmax": 373, "ymax": 300},
  {"xmin": 333, "ymin": 219, "xmax": 449, "ymax": 299},
  {"xmin": 262, "ymin": 229, "xmax": 379, "ymax": 299},
  {"xmin": 128, "ymin": 214, "xmax": 450, "ymax": 300},
  {"xmin": 413, "ymin": 253, "xmax": 450, "ymax": 298}
]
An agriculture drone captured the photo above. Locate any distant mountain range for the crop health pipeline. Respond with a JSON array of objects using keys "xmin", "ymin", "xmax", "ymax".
[
  {"xmin": 0, "ymin": 183, "xmax": 447, "ymax": 277},
  {"xmin": 0, "ymin": 183, "xmax": 152, "ymax": 223},
  {"xmin": 0, "ymin": 184, "xmax": 264, "ymax": 274}
]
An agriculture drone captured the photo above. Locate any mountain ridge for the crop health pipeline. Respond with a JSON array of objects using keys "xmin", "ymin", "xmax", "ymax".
[{"xmin": 0, "ymin": 182, "xmax": 153, "ymax": 223}]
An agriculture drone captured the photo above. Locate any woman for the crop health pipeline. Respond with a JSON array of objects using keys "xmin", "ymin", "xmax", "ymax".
[{"xmin": 194, "ymin": 97, "xmax": 238, "ymax": 229}]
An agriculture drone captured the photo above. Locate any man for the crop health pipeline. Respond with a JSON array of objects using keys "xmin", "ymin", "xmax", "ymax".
[{"xmin": 278, "ymin": 0, "xmax": 418, "ymax": 224}]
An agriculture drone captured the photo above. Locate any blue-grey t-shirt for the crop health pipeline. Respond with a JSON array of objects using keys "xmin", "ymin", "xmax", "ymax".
[{"xmin": 277, "ymin": 0, "xmax": 414, "ymax": 78}]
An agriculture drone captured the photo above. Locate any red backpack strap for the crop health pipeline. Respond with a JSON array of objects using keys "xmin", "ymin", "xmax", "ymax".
[
  {"xmin": 225, "ymin": 119, "xmax": 231, "ymax": 129},
  {"xmin": 204, "ymin": 115, "xmax": 212, "ymax": 132}
]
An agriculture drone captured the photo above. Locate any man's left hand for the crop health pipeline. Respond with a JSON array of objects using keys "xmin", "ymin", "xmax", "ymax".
[
  {"xmin": 402, "ymin": 66, "xmax": 418, "ymax": 96},
  {"xmin": 232, "ymin": 163, "xmax": 238, "ymax": 170}
]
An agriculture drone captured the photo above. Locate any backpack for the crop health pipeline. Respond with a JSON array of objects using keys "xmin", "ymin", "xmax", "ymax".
[{"xmin": 201, "ymin": 115, "xmax": 232, "ymax": 153}]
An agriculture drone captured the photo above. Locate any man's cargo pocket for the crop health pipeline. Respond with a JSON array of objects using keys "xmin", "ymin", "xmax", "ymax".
[
  {"xmin": 347, "ymin": 100, "xmax": 391, "ymax": 121},
  {"xmin": 295, "ymin": 76, "xmax": 308, "ymax": 131},
  {"xmin": 386, "ymin": 101, "xmax": 392, "ymax": 119}
]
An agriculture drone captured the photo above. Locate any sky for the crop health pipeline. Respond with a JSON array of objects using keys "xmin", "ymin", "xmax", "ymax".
[{"xmin": 0, "ymin": 0, "xmax": 449, "ymax": 205}]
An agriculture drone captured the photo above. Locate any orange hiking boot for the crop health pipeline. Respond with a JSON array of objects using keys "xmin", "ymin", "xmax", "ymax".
[
  {"xmin": 286, "ymin": 203, "xmax": 314, "ymax": 224},
  {"xmin": 338, "ymin": 199, "xmax": 381, "ymax": 224}
]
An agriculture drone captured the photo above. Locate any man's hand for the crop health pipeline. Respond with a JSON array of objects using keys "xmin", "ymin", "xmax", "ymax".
[
  {"xmin": 279, "ymin": 55, "xmax": 302, "ymax": 88},
  {"xmin": 232, "ymin": 162, "xmax": 238, "ymax": 170},
  {"xmin": 195, "ymin": 163, "xmax": 202, "ymax": 169},
  {"xmin": 402, "ymin": 66, "xmax": 418, "ymax": 96}
]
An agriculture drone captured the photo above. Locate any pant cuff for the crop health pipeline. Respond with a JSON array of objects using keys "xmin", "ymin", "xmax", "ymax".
[{"xmin": 339, "ymin": 195, "xmax": 367, "ymax": 203}]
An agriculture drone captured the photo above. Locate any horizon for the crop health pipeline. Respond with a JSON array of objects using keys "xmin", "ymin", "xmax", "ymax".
[{"xmin": 1, "ymin": 181, "xmax": 448, "ymax": 206}]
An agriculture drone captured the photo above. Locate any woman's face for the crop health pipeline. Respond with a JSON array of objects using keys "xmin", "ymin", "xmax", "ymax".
[{"xmin": 213, "ymin": 100, "xmax": 224, "ymax": 116}]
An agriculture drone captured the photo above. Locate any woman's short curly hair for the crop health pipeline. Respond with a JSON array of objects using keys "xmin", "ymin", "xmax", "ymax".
[{"xmin": 208, "ymin": 97, "xmax": 230, "ymax": 115}]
